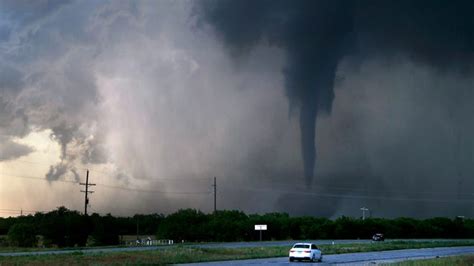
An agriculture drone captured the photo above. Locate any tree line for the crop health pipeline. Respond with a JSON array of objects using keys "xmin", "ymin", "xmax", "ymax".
[{"xmin": 1, "ymin": 207, "xmax": 473, "ymax": 247}]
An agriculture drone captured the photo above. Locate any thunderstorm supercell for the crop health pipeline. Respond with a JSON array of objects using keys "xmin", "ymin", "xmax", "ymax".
[{"xmin": 0, "ymin": 0, "xmax": 473, "ymax": 218}]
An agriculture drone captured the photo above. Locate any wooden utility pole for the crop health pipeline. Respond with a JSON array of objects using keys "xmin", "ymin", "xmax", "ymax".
[
  {"xmin": 213, "ymin": 177, "xmax": 217, "ymax": 213},
  {"xmin": 80, "ymin": 170, "xmax": 96, "ymax": 215},
  {"xmin": 136, "ymin": 218, "xmax": 139, "ymax": 242}
]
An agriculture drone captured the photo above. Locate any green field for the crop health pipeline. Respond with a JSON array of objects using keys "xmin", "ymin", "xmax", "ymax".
[
  {"xmin": 385, "ymin": 255, "xmax": 474, "ymax": 265},
  {"xmin": 1, "ymin": 241, "xmax": 474, "ymax": 265}
]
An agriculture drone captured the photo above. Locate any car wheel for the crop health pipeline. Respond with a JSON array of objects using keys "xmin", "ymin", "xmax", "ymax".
[
  {"xmin": 311, "ymin": 254, "xmax": 315, "ymax": 262},
  {"xmin": 289, "ymin": 257, "xmax": 294, "ymax": 262},
  {"xmin": 318, "ymin": 255, "xmax": 323, "ymax": 262}
]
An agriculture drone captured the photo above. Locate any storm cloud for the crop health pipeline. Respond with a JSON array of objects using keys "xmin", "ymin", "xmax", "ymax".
[
  {"xmin": 1, "ymin": 0, "xmax": 474, "ymax": 218},
  {"xmin": 195, "ymin": 0, "xmax": 474, "ymax": 188},
  {"xmin": 0, "ymin": 136, "xmax": 33, "ymax": 161}
]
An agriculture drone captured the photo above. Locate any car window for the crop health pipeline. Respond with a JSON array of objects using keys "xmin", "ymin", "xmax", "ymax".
[{"xmin": 293, "ymin": 244, "xmax": 310, "ymax": 249}]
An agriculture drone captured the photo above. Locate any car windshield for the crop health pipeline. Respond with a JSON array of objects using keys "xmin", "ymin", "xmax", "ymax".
[{"xmin": 293, "ymin": 244, "xmax": 310, "ymax": 249}]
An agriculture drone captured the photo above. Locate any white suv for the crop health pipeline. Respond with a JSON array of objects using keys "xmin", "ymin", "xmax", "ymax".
[{"xmin": 289, "ymin": 242, "xmax": 323, "ymax": 262}]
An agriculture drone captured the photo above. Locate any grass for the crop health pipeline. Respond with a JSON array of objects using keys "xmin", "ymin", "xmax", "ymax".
[
  {"xmin": 0, "ymin": 244, "xmax": 134, "ymax": 253},
  {"xmin": 0, "ymin": 241, "xmax": 474, "ymax": 265},
  {"xmin": 384, "ymin": 255, "xmax": 474, "ymax": 265},
  {"xmin": 320, "ymin": 240, "xmax": 474, "ymax": 254},
  {"xmin": 1, "ymin": 247, "xmax": 261, "ymax": 265}
]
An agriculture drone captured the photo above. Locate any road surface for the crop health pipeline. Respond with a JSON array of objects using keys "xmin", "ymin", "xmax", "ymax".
[
  {"xmin": 190, "ymin": 239, "xmax": 467, "ymax": 249},
  {"xmin": 0, "ymin": 239, "xmax": 472, "ymax": 257},
  {"xmin": 178, "ymin": 246, "xmax": 474, "ymax": 265},
  {"xmin": 0, "ymin": 240, "xmax": 371, "ymax": 257}
]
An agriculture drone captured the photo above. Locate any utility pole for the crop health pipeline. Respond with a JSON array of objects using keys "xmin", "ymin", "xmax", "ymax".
[
  {"xmin": 360, "ymin": 207, "xmax": 369, "ymax": 220},
  {"xmin": 213, "ymin": 177, "xmax": 217, "ymax": 213},
  {"xmin": 80, "ymin": 170, "xmax": 96, "ymax": 216},
  {"xmin": 136, "ymin": 217, "xmax": 139, "ymax": 243}
]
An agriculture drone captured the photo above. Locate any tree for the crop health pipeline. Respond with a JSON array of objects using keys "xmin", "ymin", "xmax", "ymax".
[
  {"xmin": 90, "ymin": 213, "xmax": 120, "ymax": 246},
  {"xmin": 333, "ymin": 216, "xmax": 361, "ymax": 239},
  {"xmin": 157, "ymin": 209, "xmax": 209, "ymax": 241},
  {"xmin": 8, "ymin": 223, "xmax": 37, "ymax": 247},
  {"xmin": 38, "ymin": 206, "xmax": 88, "ymax": 247},
  {"xmin": 208, "ymin": 210, "xmax": 248, "ymax": 241}
]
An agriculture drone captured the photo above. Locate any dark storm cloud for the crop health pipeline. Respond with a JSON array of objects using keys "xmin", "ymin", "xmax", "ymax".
[
  {"xmin": 355, "ymin": 0, "xmax": 474, "ymax": 68},
  {"xmin": 0, "ymin": 136, "xmax": 33, "ymax": 161},
  {"xmin": 195, "ymin": 0, "xmax": 355, "ymax": 186},
  {"xmin": 2, "ymin": 0, "xmax": 474, "ymax": 218},
  {"xmin": 45, "ymin": 162, "xmax": 68, "ymax": 181},
  {"xmin": 195, "ymin": 0, "xmax": 474, "ymax": 187},
  {"xmin": 0, "ymin": 0, "xmax": 104, "ymax": 180},
  {"xmin": 0, "ymin": 0, "xmax": 71, "ymax": 19},
  {"xmin": 0, "ymin": 97, "xmax": 29, "ymax": 137},
  {"xmin": 50, "ymin": 123, "xmax": 77, "ymax": 160},
  {"xmin": 44, "ymin": 161, "xmax": 81, "ymax": 182},
  {"xmin": 80, "ymin": 135, "xmax": 108, "ymax": 165},
  {"xmin": 0, "ymin": 0, "xmax": 73, "ymax": 55},
  {"xmin": 0, "ymin": 0, "xmax": 72, "ymax": 35},
  {"xmin": 0, "ymin": 66, "xmax": 23, "ymax": 93}
]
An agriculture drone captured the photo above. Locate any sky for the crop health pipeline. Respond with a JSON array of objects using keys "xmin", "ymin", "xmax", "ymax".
[{"xmin": 0, "ymin": 0, "xmax": 473, "ymax": 218}]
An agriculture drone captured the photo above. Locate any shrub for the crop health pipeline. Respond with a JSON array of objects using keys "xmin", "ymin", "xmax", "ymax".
[{"xmin": 7, "ymin": 223, "xmax": 37, "ymax": 247}]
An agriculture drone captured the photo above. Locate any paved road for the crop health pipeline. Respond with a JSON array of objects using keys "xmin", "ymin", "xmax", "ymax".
[
  {"xmin": 191, "ymin": 239, "xmax": 469, "ymax": 249},
  {"xmin": 0, "ymin": 241, "xmax": 344, "ymax": 257},
  {"xmin": 192, "ymin": 239, "xmax": 372, "ymax": 249},
  {"xmin": 0, "ymin": 240, "xmax": 371, "ymax": 257},
  {"xmin": 178, "ymin": 246, "xmax": 474, "ymax": 265},
  {"xmin": 0, "ymin": 239, "xmax": 472, "ymax": 257}
]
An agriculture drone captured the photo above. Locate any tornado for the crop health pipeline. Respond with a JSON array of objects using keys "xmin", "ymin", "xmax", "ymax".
[
  {"xmin": 195, "ymin": 0, "xmax": 354, "ymax": 186},
  {"xmin": 196, "ymin": 0, "xmax": 474, "ymax": 188}
]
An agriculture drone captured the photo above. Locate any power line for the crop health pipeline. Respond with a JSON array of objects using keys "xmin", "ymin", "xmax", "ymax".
[
  {"xmin": 0, "ymin": 208, "xmax": 40, "ymax": 213},
  {"xmin": 0, "ymin": 173, "xmax": 79, "ymax": 184},
  {"xmin": 97, "ymin": 183, "xmax": 211, "ymax": 195},
  {"xmin": 5, "ymin": 159, "xmax": 474, "ymax": 202},
  {"xmin": 0, "ymin": 208, "xmax": 45, "ymax": 217},
  {"xmin": 7, "ymin": 159, "xmax": 212, "ymax": 182},
  {"xmin": 0, "ymin": 173, "xmax": 211, "ymax": 195},
  {"xmin": 3, "ymin": 171, "xmax": 474, "ymax": 201},
  {"xmin": 220, "ymin": 185, "xmax": 474, "ymax": 204},
  {"xmin": 224, "ymin": 177, "xmax": 474, "ymax": 198}
]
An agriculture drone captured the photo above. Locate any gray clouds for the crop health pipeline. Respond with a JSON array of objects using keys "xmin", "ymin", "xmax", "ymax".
[
  {"xmin": 0, "ymin": 0, "xmax": 295, "ymax": 214},
  {"xmin": 1, "ymin": 0, "xmax": 474, "ymax": 218},
  {"xmin": 314, "ymin": 58, "xmax": 474, "ymax": 217},
  {"xmin": 195, "ymin": 0, "xmax": 355, "ymax": 186},
  {"xmin": 0, "ymin": 0, "xmax": 104, "ymax": 170},
  {"xmin": 0, "ymin": 136, "xmax": 33, "ymax": 161},
  {"xmin": 195, "ymin": 0, "xmax": 474, "ymax": 190}
]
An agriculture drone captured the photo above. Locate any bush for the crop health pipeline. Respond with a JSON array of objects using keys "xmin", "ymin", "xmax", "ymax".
[
  {"xmin": 8, "ymin": 223, "xmax": 37, "ymax": 247},
  {"xmin": 157, "ymin": 209, "xmax": 209, "ymax": 241}
]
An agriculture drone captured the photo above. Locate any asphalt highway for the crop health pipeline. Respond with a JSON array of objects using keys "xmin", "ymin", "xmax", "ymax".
[
  {"xmin": 0, "ymin": 239, "xmax": 371, "ymax": 257},
  {"xmin": 190, "ymin": 239, "xmax": 467, "ymax": 249},
  {"xmin": 178, "ymin": 246, "xmax": 474, "ymax": 265},
  {"xmin": 0, "ymin": 239, "xmax": 472, "ymax": 258}
]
